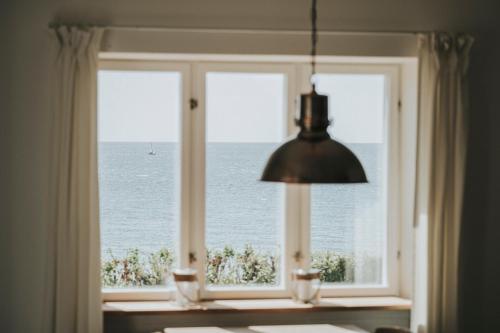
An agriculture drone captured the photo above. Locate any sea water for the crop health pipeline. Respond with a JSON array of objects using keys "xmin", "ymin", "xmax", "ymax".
[{"xmin": 99, "ymin": 142, "xmax": 383, "ymax": 259}]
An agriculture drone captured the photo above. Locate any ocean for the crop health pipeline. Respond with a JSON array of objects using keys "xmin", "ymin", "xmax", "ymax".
[{"xmin": 99, "ymin": 142, "xmax": 384, "ymax": 260}]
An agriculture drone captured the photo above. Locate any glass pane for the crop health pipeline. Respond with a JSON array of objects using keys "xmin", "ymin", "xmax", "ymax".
[
  {"xmin": 205, "ymin": 72, "xmax": 285, "ymax": 288},
  {"xmin": 311, "ymin": 74, "xmax": 387, "ymax": 285},
  {"xmin": 98, "ymin": 70, "xmax": 181, "ymax": 288}
]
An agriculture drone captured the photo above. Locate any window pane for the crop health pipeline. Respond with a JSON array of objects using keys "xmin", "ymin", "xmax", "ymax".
[
  {"xmin": 311, "ymin": 74, "xmax": 387, "ymax": 286},
  {"xmin": 205, "ymin": 72, "xmax": 285, "ymax": 288},
  {"xmin": 98, "ymin": 70, "xmax": 181, "ymax": 288}
]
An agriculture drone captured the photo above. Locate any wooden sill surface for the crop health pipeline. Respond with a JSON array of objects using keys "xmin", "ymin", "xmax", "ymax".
[{"xmin": 103, "ymin": 297, "xmax": 411, "ymax": 315}]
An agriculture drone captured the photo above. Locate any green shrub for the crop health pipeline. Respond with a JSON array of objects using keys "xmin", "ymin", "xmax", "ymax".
[
  {"xmin": 101, "ymin": 246, "xmax": 366, "ymax": 287},
  {"xmin": 311, "ymin": 251, "xmax": 355, "ymax": 283},
  {"xmin": 101, "ymin": 248, "xmax": 174, "ymax": 287},
  {"xmin": 205, "ymin": 245, "xmax": 277, "ymax": 285}
]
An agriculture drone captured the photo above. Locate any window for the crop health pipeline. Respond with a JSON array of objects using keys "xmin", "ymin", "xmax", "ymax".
[
  {"xmin": 311, "ymin": 71, "xmax": 394, "ymax": 289},
  {"xmin": 98, "ymin": 63, "xmax": 190, "ymax": 294},
  {"xmin": 304, "ymin": 65, "xmax": 400, "ymax": 296},
  {"xmin": 98, "ymin": 59, "xmax": 401, "ymax": 300}
]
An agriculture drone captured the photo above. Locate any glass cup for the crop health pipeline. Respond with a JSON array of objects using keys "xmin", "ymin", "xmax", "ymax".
[
  {"xmin": 291, "ymin": 269, "xmax": 321, "ymax": 304},
  {"xmin": 173, "ymin": 268, "xmax": 200, "ymax": 307}
]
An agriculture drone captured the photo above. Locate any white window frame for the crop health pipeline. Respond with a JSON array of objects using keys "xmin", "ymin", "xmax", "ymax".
[
  {"xmin": 98, "ymin": 60, "xmax": 191, "ymax": 301},
  {"xmin": 300, "ymin": 64, "xmax": 401, "ymax": 297},
  {"xmin": 192, "ymin": 62, "xmax": 299, "ymax": 299},
  {"xmin": 97, "ymin": 56, "xmax": 404, "ymax": 301}
]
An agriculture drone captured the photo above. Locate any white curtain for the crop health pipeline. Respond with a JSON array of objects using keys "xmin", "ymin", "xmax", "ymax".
[
  {"xmin": 45, "ymin": 26, "xmax": 103, "ymax": 333},
  {"xmin": 413, "ymin": 33, "xmax": 473, "ymax": 333}
]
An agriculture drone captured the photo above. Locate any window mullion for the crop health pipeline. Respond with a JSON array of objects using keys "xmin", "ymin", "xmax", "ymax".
[
  {"xmin": 299, "ymin": 185, "xmax": 311, "ymax": 269},
  {"xmin": 190, "ymin": 62, "xmax": 207, "ymax": 295},
  {"xmin": 296, "ymin": 64, "xmax": 313, "ymax": 271},
  {"xmin": 179, "ymin": 64, "xmax": 193, "ymax": 272},
  {"xmin": 283, "ymin": 65, "xmax": 302, "ymax": 292},
  {"xmin": 284, "ymin": 185, "xmax": 300, "ymax": 292}
]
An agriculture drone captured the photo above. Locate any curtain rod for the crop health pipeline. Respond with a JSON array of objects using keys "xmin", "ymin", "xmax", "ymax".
[{"xmin": 48, "ymin": 23, "xmax": 420, "ymax": 37}]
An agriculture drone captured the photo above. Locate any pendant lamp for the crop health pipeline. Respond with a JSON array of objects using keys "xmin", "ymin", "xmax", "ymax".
[{"xmin": 260, "ymin": 0, "xmax": 367, "ymax": 184}]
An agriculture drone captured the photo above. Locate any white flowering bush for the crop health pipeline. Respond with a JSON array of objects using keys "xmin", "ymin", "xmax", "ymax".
[{"xmin": 101, "ymin": 246, "xmax": 361, "ymax": 287}]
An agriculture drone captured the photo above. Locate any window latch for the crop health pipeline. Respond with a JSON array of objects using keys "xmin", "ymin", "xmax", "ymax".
[
  {"xmin": 189, "ymin": 252, "xmax": 197, "ymax": 264},
  {"xmin": 293, "ymin": 251, "xmax": 303, "ymax": 262},
  {"xmin": 190, "ymin": 98, "xmax": 198, "ymax": 110}
]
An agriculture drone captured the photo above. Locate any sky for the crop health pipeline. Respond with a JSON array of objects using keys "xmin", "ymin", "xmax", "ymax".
[{"xmin": 98, "ymin": 70, "xmax": 385, "ymax": 143}]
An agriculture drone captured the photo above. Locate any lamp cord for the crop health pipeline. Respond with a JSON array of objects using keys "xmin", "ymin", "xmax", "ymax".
[{"xmin": 310, "ymin": 0, "xmax": 317, "ymax": 89}]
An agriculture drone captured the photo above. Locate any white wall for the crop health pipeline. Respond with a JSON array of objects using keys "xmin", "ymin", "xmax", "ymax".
[{"xmin": 1, "ymin": 0, "xmax": 500, "ymax": 332}]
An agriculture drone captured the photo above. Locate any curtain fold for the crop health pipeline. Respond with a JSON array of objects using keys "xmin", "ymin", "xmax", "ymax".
[
  {"xmin": 414, "ymin": 33, "xmax": 473, "ymax": 333},
  {"xmin": 46, "ymin": 26, "xmax": 103, "ymax": 333}
]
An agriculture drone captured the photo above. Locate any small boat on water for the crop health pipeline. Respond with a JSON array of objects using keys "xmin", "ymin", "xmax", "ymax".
[{"xmin": 148, "ymin": 143, "xmax": 156, "ymax": 156}]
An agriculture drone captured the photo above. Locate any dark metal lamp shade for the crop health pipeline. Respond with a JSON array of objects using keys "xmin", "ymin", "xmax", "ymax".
[
  {"xmin": 260, "ymin": 136, "xmax": 367, "ymax": 183},
  {"xmin": 261, "ymin": 89, "xmax": 368, "ymax": 184}
]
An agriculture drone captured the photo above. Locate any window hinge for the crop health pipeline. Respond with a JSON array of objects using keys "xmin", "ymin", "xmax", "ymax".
[
  {"xmin": 190, "ymin": 98, "xmax": 198, "ymax": 110},
  {"xmin": 293, "ymin": 251, "xmax": 303, "ymax": 262},
  {"xmin": 398, "ymin": 100, "xmax": 402, "ymax": 112},
  {"xmin": 397, "ymin": 250, "xmax": 401, "ymax": 260},
  {"xmin": 189, "ymin": 252, "xmax": 197, "ymax": 264}
]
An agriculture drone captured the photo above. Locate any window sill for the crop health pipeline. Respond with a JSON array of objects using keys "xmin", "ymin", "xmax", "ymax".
[{"xmin": 103, "ymin": 296, "xmax": 411, "ymax": 315}]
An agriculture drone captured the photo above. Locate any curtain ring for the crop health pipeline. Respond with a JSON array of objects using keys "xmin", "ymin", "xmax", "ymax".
[{"xmin": 437, "ymin": 33, "xmax": 452, "ymax": 52}]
